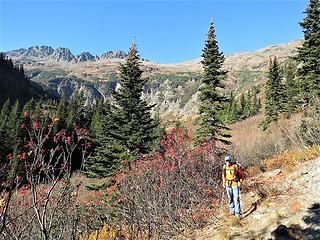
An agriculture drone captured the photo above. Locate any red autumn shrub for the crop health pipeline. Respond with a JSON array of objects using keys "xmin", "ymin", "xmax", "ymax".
[
  {"xmin": 0, "ymin": 113, "xmax": 95, "ymax": 239},
  {"xmin": 113, "ymin": 128, "xmax": 223, "ymax": 238}
]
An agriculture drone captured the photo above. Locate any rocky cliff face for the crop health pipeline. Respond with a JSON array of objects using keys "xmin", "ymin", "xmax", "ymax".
[{"xmin": 46, "ymin": 77, "xmax": 103, "ymax": 103}]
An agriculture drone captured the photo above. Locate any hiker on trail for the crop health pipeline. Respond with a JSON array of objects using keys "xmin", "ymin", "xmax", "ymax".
[{"xmin": 222, "ymin": 154, "xmax": 244, "ymax": 219}]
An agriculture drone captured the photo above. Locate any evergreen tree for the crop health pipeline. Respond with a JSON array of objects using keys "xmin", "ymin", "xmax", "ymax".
[
  {"xmin": 283, "ymin": 62, "xmax": 299, "ymax": 116},
  {"xmin": 226, "ymin": 91, "xmax": 240, "ymax": 123},
  {"xmin": 263, "ymin": 57, "xmax": 283, "ymax": 129},
  {"xmin": 5, "ymin": 100, "xmax": 20, "ymax": 148},
  {"xmin": 252, "ymin": 93, "xmax": 260, "ymax": 116},
  {"xmin": 90, "ymin": 99, "xmax": 105, "ymax": 140},
  {"xmin": 295, "ymin": 0, "xmax": 320, "ymax": 103},
  {"xmin": 245, "ymin": 91, "xmax": 253, "ymax": 117},
  {"xmin": 66, "ymin": 91, "xmax": 86, "ymax": 131},
  {"xmin": 87, "ymin": 42, "xmax": 158, "ymax": 176},
  {"xmin": 195, "ymin": 21, "xmax": 230, "ymax": 145},
  {"xmin": 112, "ymin": 42, "xmax": 158, "ymax": 168},
  {"xmin": 86, "ymin": 100, "xmax": 124, "ymax": 178},
  {"xmin": 0, "ymin": 99, "xmax": 10, "ymax": 160},
  {"xmin": 53, "ymin": 95, "xmax": 67, "ymax": 134},
  {"xmin": 239, "ymin": 93, "xmax": 246, "ymax": 118}
]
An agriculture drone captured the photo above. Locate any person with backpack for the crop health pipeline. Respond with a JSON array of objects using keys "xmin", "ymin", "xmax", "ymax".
[{"xmin": 222, "ymin": 154, "xmax": 244, "ymax": 219}]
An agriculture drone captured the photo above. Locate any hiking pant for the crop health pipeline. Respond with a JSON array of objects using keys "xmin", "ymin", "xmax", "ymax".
[{"xmin": 226, "ymin": 186, "xmax": 241, "ymax": 216}]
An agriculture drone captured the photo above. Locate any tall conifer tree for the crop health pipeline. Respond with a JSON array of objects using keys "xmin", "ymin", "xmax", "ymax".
[
  {"xmin": 112, "ymin": 42, "xmax": 158, "ymax": 167},
  {"xmin": 86, "ymin": 100, "xmax": 123, "ymax": 178},
  {"xmin": 295, "ymin": 0, "xmax": 320, "ymax": 102},
  {"xmin": 196, "ymin": 21, "xmax": 230, "ymax": 145},
  {"xmin": 283, "ymin": 63, "xmax": 298, "ymax": 116},
  {"xmin": 263, "ymin": 57, "xmax": 283, "ymax": 129},
  {"xmin": 87, "ymin": 42, "xmax": 159, "ymax": 175}
]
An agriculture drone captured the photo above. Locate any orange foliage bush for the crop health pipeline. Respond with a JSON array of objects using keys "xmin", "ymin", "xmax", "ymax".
[{"xmin": 263, "ymin": 146, "xmax": 320, "ymax": 171}]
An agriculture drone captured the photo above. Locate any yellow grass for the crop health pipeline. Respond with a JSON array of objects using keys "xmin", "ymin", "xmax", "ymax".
[
  {"xmin": 80, "ymin": 224, "xmax": 149, "ymax": 240},
  {"xmin": 263, "ymin": 146, "xmax": 320, "ymax": 171}
]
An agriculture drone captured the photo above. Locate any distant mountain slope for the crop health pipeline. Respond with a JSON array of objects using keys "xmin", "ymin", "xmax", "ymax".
[
  {"xmin": 5, "ymin": 40, "xmax": 302, "ymax": 117},
  {"xmin": 0, "ymin": 54, "xmax": 47, "ymax": 105},
  {"xmin": 6, "ymin": 46, "xmax": 127, "ymax": 64}
]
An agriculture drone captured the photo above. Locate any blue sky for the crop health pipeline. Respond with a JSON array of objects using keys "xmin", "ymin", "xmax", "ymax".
[{"xmin": 0, "ymin": 0, "xmax": 308, "ymax": 63}]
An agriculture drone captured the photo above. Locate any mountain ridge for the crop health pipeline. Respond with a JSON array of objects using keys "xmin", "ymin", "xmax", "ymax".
[
  {"xmin": 5, "ymin": 46, "xmax": 128, "ymax": 63},
  {"xmin": 4, "ymin": 40, "xmax": 302, "ymax": 118}
]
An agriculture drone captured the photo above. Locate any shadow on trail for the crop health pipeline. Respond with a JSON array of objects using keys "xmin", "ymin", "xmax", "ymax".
[
  {"xmin": 271, "ymin": 202, "xmax": 320, "ymax": 240},
  {"xmin": 242, "ymin": 200, "xmax": 260, "ymax": 219}
]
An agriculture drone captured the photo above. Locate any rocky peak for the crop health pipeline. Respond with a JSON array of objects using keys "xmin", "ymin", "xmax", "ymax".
[
  {"xmin": 100, "ymin": 50, "xmax": 127, "ymax": 59},
  {"xmin": 25, "ymin": 46, "xmax": 54, "ymax": 58},
  {"xmin": 76, "ymin": 52, "xmax": 95, "ymax": 62},
  {"xmin": 6, "ymin": 46, "xmax": 54, "ymax": 59},
  {"xmin": 51, "ymin": 47, "xmax": 75, "ymax": 62}
]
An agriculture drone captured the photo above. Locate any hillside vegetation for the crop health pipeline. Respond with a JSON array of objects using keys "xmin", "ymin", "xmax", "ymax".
[
  {"xmin": 1, "ymin": 0, "xmax": 319, "ymax": 239},
  {"xmin": 6, "ymin": 41, "xmax": 302, "ymax": 118}
]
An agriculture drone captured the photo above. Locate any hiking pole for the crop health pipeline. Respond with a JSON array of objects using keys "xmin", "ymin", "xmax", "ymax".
[
  {"xmin": 220, "ymin": 188, "xmax": 225, "ymax": 215},
  {"xmin": 239, "ymin": 183, "xmax": 243, "ymax": 217}
]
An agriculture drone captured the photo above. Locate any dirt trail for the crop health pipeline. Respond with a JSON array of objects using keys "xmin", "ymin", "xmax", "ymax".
[{"xmin": 188, "ymin": 157, "xmax": 320, "ymax": 240}]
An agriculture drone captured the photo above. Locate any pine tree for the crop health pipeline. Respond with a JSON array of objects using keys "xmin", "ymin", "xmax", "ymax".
[
  {"xmin": 66, "ymin": 91, "xmax": 86, "ymax": 131},
  {"xmin": 263, "ymin": 57, "xmax": 283, "ymax": 129},
  {"xmin": 86, "ymin": 100, "xmax": 124, "ymax": 178},
  {"xmin": 252, "ymin": 93, "xmax": 260, "ymax": 116},
  {"xmin": 0, "ymin": 99, "xmax": 10, "ymax": 160},
  {"xmin": 239, "ymin": 93, "xmax": 246, "ymax": 119},
  {"xmin": 246, "ymin": 91, "xmax": 253, "ymax": 117},
  {"xmin": 195, "ymin": 21, "xmax": 230, "ymax": 145},
  {"xmin": 88, "ymin": 42, "xmax": 158, "ymax": 175},
  {"xmin": 90, "ymin": 99, "xmax": 105, "ymax": 140},
  {"xmin": 113, "ymin": 43, "xmax": 158, "ymax": 167},
  {"xmin": 5, "ymin": 100, "xmax": 20, "ymax": 148},
  {"xmin": 283, "ymin": 62, "xmax": 299, "ymax": 116},
  {"xmin": 295, "ymin": 0, "xmax": 320, "ymax": 103},
  {"xmin": 226, "ymin": 91, "xmax": 240, "ymax": 123},
  {"xmin": 53, "ymin": 96, "xmax": 67, "ymax": 134}
]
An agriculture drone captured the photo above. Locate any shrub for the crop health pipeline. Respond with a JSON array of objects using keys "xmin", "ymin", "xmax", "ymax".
[
  {"xmin": 295, "ymin": 98, "xmax": 320, "ymax": 146},
  {"xmin": 263, "ymin": 146, "xmax": 320, "ymax": 171},
  {"xmin": 112, "ymin": 128, "xmax": 222, "ymax": 239},
  {"xmin": 0, "ymin": 112, "xmax": 97, "ymax": 239}
]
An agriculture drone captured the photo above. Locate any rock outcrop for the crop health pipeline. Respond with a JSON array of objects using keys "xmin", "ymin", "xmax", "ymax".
[
  {"xmin": 51, "ymin": 48, "xmax": 75, "ymax": 62},
  {"xmin": 100, "ymin": 50, "xmax": 127, "ymax": 59},
  {"xmin": 76, "ymin": 52, "xmax": 95, "ymax": 62}
]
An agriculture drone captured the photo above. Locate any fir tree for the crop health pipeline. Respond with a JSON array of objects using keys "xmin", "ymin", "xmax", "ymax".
[
  {"xmin": 90, "ymin": 99, "xmax": 105, "ymax": 140},
  {"xmin": 53, "ymin": 95, "xmax": 67, "ymax": 134},
  {"xmin": 88, "ymin": 42, "xmax": 158, "ymax": 175},
  {"xmin": 239, "ymin": 93, "xmax": 246, "ymax": 118},
  {"xmin": 245, "ymin": 91, "xmax": 253, "ymax": 117},
  {"xmin": 112, "ymin": 42, "xmax": 158, "ymax": 168},
  {"xmin": 66, "ymin": 91, "xmax": 86, "ymax": 131},
  {"xmin": 0, "ymin": 99, "xmax": 10, "ymax": 159},
  {"xmin": 263, "ymin": 57, "xmax": 283, "ymax": 129},
  {"xmin": 5, "ymin": 100, "xmax": 20, "ymax": 148},
  {"xmin": 195, "ymin": 21, "xmax": 230, "ymax": 145},
  {"xmin": 283, "ymin": 62, "xmax": 299, "ymax": 116},
  {"xmin": 252, "ymin": 93, "xmax": 260, "ymax": 116},
  {"xmin": 295, "ymin": 0, "xmax": 320, "ymax": 103},
  {"xmin": 86, "ymin": 100, "xmax": 124, "ymax": 178}
]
